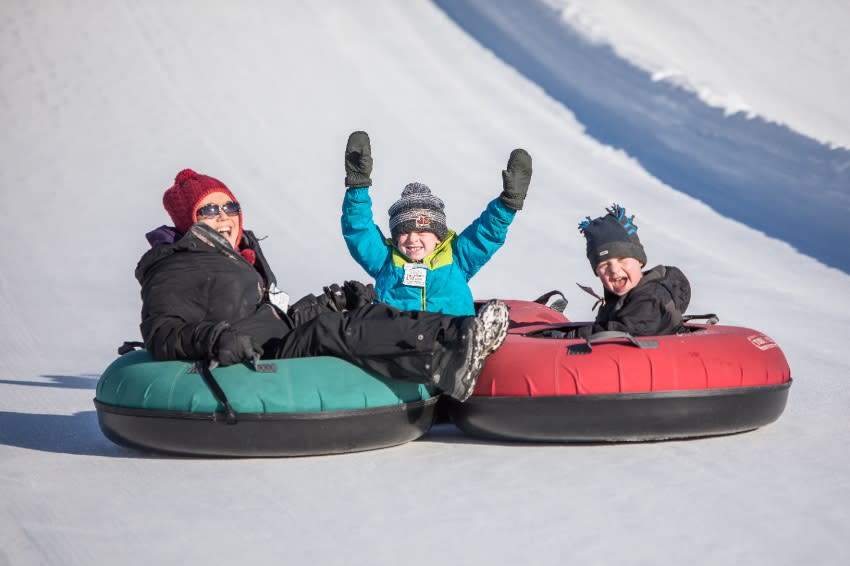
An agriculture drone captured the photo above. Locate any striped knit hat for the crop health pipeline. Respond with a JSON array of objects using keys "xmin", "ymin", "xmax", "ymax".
[{"xmin": 387, "ymin": 182, "xmax": 448, "ymax": 241}]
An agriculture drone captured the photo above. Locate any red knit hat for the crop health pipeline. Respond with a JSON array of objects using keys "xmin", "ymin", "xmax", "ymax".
[{"xmin": 163, "ymin": 168, "xmax": 242, "ymax": 246}]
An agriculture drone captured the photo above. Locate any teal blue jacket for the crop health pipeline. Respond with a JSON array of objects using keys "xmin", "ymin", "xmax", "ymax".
[{"xmin": 342, "ymin": 186, "xmax": 516, "ymax": 315}]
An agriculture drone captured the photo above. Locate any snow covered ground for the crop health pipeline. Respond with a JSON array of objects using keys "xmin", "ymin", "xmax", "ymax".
[
  {"xmin": 437, "ymin": 0, "xmax": 850, "ymax": 273},
  {"xmin": 1, "ymin": 1, "xmax": 848, "ymax": 565},
  {"xmin": 547, "ymin": 0, "xmax": 850, "ymax": 150}
]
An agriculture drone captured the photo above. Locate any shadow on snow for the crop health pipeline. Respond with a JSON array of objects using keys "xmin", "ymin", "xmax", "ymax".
[
  {"xmin": 0, "ymin": 374, "xmax": 99, "ymax": 390},
  {"xmin": 0, "ymin": 374, "xmax": 129, "ymax": 457},
  {"xmin": 435, "ymin": 0, "xmax": 850, "ymax": 274},
  {"xmin": 0, "ymin": 410, "xmax": 137, "ymax": 457}
]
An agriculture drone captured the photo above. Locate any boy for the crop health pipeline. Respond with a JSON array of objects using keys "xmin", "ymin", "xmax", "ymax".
[
  {"xmin": 341, "ymin": 130, "xmax": 532, "ymax": 316},
  {"xmin": 572, "ymin": 204, "xmax": 691, "ymax": 337}
]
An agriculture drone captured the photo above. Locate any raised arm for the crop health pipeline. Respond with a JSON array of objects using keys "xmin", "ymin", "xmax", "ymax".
[
  {"xmin": 455, "ymin": 148, "xmax": 532, "ymax": 276},
  {"xmin": 341, "ymin": 131, "xmax": 391, "ymax": 275}
]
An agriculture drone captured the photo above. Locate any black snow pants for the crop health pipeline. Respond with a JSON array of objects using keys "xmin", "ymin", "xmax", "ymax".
[{"xmin": 275, "ymin": 303, "xmax": 463, "ymax": 384}]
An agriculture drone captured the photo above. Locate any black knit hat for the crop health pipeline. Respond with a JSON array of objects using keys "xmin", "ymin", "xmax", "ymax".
[
  {"xmin": 579, "ymin": 204, "xmax": 647, "ymax": 273},
  {"xmin": 387, "ymin": 182, "xmax": 448, "ymax": 241}
]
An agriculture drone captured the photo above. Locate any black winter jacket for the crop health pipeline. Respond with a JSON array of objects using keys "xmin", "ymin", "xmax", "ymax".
[
  {"xmin": 576, "ymin": 265, "xmax": 691, "ymax": 338},
  {"xmin": 136, "ymin": 223, "xmax": 290, "ymax": 361}
]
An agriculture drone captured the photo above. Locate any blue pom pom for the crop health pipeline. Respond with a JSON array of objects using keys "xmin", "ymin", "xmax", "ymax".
[{"xmin": 607, "ymin": 203, "xmax": 638, "ymax": 236}]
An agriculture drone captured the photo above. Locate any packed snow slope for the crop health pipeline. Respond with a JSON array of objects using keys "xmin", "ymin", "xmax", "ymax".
[
  {"xmin": 1, "ymin": 2, "xmax": 849, "ymax": 565},
  {"xmin": 546, "ymin": 0, "xmax": 850, "ymax": 150},
  {"xmin": 437, "ymin": 0, "xmax": 850, "ymax": 273}
]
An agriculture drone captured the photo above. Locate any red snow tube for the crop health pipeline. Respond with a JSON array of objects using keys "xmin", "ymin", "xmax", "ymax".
[{"xmin": 448, "ymin": 300, "xmax": 792, "ymax": 442}]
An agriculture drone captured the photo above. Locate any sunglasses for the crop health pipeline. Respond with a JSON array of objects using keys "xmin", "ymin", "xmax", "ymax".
[{"xmin": 196, "ymin": 202, "xmax": 241, "ymax": 218}]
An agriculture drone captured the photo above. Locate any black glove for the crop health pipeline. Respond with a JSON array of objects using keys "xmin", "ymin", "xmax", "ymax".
[
  {"xmin": 287, "ymin": 294, "xmax": 326, "ymax": 326},
  {"xmin": 499, "ymin": 148, "xmax": 532, "ymax": 211},
  {"xmin": 345, "ymin": 131, "xmax": 373, "ymax": 187},
  {"xmin": 212, "ymin": 329, "xmax": 262, "ymax": 367},
  {"xmin": 287, "ymin": 283, "xmax": 350, "ymax": 326},
  {"xmin": 322, "ymin": 283, "xmax": 347, "ymax": 311},
  {"xmin": 343, "ymin": 280, "xmax": 376, "ymax": 309}
]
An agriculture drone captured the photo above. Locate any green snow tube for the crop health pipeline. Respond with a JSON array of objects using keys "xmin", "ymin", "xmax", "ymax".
[{"xmin": 94, "ymin": 350, "xmax": 437, "ymax": 457}]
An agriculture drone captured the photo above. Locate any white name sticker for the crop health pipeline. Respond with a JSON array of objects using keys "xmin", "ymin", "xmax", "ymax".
[
  {"xmin": 403, "ymin": 263, "xmax": 428, "ymax": 288},
  {"xmin": 268, "ymin": 282, "xmax": 290, "ymax": 312}
]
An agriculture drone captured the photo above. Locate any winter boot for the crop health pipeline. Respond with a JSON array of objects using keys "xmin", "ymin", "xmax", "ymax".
[
  {"xmin": 476, "ymin": 299, "xmax": 510, "ymax": 354},
  {"xmin": 430, "ymin": 317, "xmax": 489, "ymax": 402}
]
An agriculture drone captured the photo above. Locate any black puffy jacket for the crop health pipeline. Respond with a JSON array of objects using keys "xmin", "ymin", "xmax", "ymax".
[
  {"xmin": 135, "ymin": 223, "xmax": 290, "ymax": 361},
  {"xmin": 576, "ymin": 265, "xmax": 691, "ymax": 338}
]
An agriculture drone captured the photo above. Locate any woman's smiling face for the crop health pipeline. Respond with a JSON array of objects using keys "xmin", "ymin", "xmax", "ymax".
[
  {"xmin": 596, "ymin": 256, "xmax": 644, "ymax": 296},
  {"xmin": 196, "ymin": 191, "xmax": 241, "ymax": 248},
  {"xmin": 396, "ymin": 231, "xmax": 441, "ymax": 261}
]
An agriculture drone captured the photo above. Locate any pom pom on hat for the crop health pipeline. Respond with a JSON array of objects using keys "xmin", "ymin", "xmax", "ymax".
[
  {"xmin": 387, "ymin": 182, "xmax": 448, "ymax": 241},
  {"xmin": 578, "ymin": 203, "xmax": 647, "ymax": 273},
  {"xmin": 162, "ymin": 168, "xmax": 242, "ymax": 246}
]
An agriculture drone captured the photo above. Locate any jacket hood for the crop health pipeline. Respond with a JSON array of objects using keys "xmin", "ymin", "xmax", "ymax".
[
  {"xmin": 388, "ymin": 229, "xmax": 458, "ymax": 268},
  {"xmin": 641, "ymin": 265, "xmax": 691, "ymax": 313},
  {"xmin": 135, "ymin": 223, "xmax": 275, "ymax": 289},
  {"xmin": 145, "ymin": 225, "xmax": 182, "ymax": 248},
  {"xmin": 135, "ymin": 223, "xmax": 236, "ymax": 284}
]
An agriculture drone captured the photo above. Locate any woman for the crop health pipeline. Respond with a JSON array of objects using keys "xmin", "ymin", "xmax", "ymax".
[{"xmin": 135, "ymin": 168, "xmax": 510, "ymax": 401}]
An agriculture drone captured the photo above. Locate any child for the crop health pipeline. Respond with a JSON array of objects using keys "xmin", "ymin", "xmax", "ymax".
[
  {"xmin": 572, "ymin": 204, "xmax": 691, "ymax": 337},
  {"xmin": 341, "ymin": 130, "xmax": 532, "ymax": 316}
]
